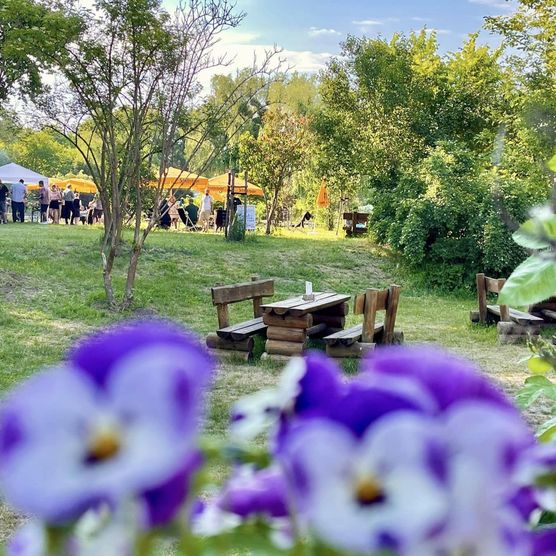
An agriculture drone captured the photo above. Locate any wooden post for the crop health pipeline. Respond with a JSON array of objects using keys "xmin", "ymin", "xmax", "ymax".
[
  {"xmin": 251, "ymin": 275, "xmax": 262, "ymax": 318},
  {"xmin": 216, "ymin": 303, "xmax": 230, "ymax": 329},
  {"xmin": 498, "ymin": 278, "xmax": 510, "ymax": 322},
  {"xmin": 362, "ymin": 289, "xmax": 379, "ymax": 343},
  {"xmin": 243, "ymin": 172, "xmax": 248, "ymax": 239},
  {"xmin": 383, "ymin": 285, "xmax": 401, "ymax": 344},
  {"xmin": 476, "ymin": 273, "xmax": 487, "ymax": 324},
  {"xmin": 352, "ymin": 211, "xmax": 357, "ymax": 236}
]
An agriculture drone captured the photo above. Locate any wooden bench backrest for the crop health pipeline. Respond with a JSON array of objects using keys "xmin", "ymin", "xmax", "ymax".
[
  {"xmin": 211, "ymin": 276, "xmax": 275, "ymax": 328},
  {"xmin": 353, "ymin": 285, "xmax": 401, "ymax": 343},
  {"xmin": 476, "ymin": 273, "xmax": 509, "ymax": 323},
  {"xmin": 343, "ymin": 212, "xmax": 369, "ymax": 224}
]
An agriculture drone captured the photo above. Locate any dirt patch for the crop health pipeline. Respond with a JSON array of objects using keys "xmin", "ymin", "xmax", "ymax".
[{"xmin": 0, "ymin": 270, "xmax": 36, "ymax": 303}]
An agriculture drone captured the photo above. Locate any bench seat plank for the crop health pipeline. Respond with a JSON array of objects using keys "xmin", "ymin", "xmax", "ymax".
[
  {"xmin": 217, "ymin": 317, "xmax": 267, "ymax": 340},
  {"xmin": 487, "ymin": 305, "xmax": 543, "ymax": 326},
  {"xmin": 323, "ymin": 322, "xmax": 384, "ymax": 346}
]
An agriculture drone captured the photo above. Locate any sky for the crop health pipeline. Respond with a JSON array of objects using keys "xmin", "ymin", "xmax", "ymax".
[{"xmin": 193, "ymin": 0, "xmax": 518, "ymax": 78}]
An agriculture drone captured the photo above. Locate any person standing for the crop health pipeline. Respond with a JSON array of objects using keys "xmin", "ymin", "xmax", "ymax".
[
  {"xmin": 49, "ymin": 184, "xmax": 62, "ymax": 224},
  {"xmin": 0, "ymin": 179, "xmax": 8, "ymax": 224},
  {"xmin": 62, "ymin": 184, "xmax": 75, "ymax": 225},
  {"xmin": 38, "ymin": 181, "xmax": 49, "ymax": 224},
  {"xmin": 11, "ymin": 179, "xmax": 26, "ymax": 223},
  {"xmin": 198, "ymin": 188, "xmax": 213, "ymax": 232},
  {"xmin": 93, "ymin": 195, "xmax": 103, "ymax": 223},
  {"xmin": 72, "ymin": 192, "xmax": 81, "ymax": 225}
]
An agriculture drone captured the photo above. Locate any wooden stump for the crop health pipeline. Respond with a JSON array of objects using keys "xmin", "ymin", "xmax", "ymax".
[
  {"xmin": 263, "ymin": 313, "xmax": 313, "ymax": 329},
  {"xmin": 469, "ymin": 310, "xmax": 480, "ymax": 323},
  {"xmin": 267, "ymin": 326, "xmax": 307, "ymax": 343},
  {"xmin": 265, "ymin": 339, "xmax": 306, "ymax": 356},
  {"xmin": 206, "ymin": 333, "xmax": 254, "ymax": 352},
  {"xmin": 497, "ymin": 321, "xmax": 541, "ymax": 345},
  {"xmin": 326, "ymin": 342, "xmax": 375, "ymax": 358}
]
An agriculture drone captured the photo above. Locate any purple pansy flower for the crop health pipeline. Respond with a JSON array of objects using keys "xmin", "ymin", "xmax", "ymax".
[
  {"xmin": 0, "ymin": 321, "xmax": 214, "ymax": 524},
  {"xmin": 7, "ymin": 522, "xmax": 46, "ymax": 556},
  {"xmin": 533, "ymin": 529, "xmax": 556, "ymax": 556},
  {"xmin": 279, "ymin": 413, "xmax": 449, "ymax": 554},
  {"xmin": 279, "ymin": 402, "xmax": 536, "ymax": 555},
  {"xmin": 217, "ymin": 465, "xmax": 289, "ymax": 519},
  {"xmin": 230, "ymin": 354, "xmax": 344, "ymax": 442},
  {"xmin": 360, "ymin": 346, "xmax": 517, "ymax": 414}
]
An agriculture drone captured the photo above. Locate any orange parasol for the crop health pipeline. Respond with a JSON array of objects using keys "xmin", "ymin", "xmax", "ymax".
[
  {"xmin": 149, "ymin": 168, "xmax": 209, "ymax": 190},
  {"xmin": 317, "ymin": 179, "xmax": 329, "ymax": 208}
]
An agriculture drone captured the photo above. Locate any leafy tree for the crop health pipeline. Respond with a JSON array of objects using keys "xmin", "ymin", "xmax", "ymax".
[
  {"xmin": 7, "ymin": 129, "xmax": 81, "ymax": 175},
  {"xmin": 34, "ymin": 0, "xmax": 278, "ymax": 309},
  {"xmin": 240, "ymin": 108, "xmax": 312, "ymax": 234},
  {"xmin": 0, "ymin": 0, "xmax": 82, "ymax": 99}
]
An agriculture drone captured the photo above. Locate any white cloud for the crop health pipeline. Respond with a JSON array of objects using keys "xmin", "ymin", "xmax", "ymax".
[
  {"xmin": 352, "ymin": 19, "xmax": 384, "ymax": 26},
  {"xmin": 468, "ymin": 0, "xmax": 515, "ymax": 10},
  {"xmin": 424, "ymin": 28, "xmax": 452, "ymax": 35},
  {"xmin": 219, "ymin": 30, "xmax": 260, "ymax": 45},
  {"xmin": 309, "ymin": 27, "xmax": 342, "ymax": 37}
]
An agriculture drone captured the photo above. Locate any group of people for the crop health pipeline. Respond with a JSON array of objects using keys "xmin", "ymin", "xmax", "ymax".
[
  {"xmin": 159, "ymin": 189, "xmax": 217, "ymax": 232},
  {"xmin": 0, "ymin": 179, "xmax": 103, "ymax": 225}
]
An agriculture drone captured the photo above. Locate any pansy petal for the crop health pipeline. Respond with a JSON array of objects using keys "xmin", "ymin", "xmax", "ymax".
[
  {"xmin": 70, "ymin": 320, "xmax": 213, "ymax": 390},
  {"xmin": 362, "ymin": 346, "xmax": 516, "ymax": 413}
]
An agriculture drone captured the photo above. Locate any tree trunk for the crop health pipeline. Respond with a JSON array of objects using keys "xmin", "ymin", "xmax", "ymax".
[{"xmin": 266, "ymin": 195, "xmax": 279, "ymax": 235}]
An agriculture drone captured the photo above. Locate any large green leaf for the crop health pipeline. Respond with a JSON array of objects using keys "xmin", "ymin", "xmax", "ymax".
[
  {"xmin": 515, "ymin": 375, "xmax": 556, "ymax": 409},
  {"xmin": 513, "ymin": 219, "xmax": 550, "ymax": 249},
  {"xmin": 528, "ymin": 356, "xmax": 554, "ymax": 375},
  {"xmin": 538, "ymin": 416, "xmax": 556, "ymax": 442},
  {"xmin": 499, "ymin": 255, "xmax": 556, "ymax": 306}
]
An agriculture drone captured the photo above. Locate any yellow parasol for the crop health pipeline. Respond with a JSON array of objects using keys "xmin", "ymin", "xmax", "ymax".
[
  {"xmin": 208, "ymin": 173, "xmax": 264, "ymax": 197},
  {"xmin": 316, "ymin": 179, "xmax": 329, "ymax": 208},
  {"xmin": 149, "ymin": 168, "xmax": 209, "ymax": 190}
]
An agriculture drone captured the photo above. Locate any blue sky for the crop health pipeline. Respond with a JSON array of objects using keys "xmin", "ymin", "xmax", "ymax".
[{"xmin": 203, "ymin": 0, "xmax": 516, "ymax": 74}]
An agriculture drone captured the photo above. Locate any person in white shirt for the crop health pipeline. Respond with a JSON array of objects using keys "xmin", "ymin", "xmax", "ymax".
[
  {"xmin": 198, "ymin": 189, "xmax": 213, "ymax": 232},
  {"xmin": 11, "ymin": 179, "xmax": 27, "ymax": 223}
]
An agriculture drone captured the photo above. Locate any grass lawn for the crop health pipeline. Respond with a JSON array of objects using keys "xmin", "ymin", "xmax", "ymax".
[{"xmin": 0, "ymin": 222, "xmax": 550, "ymax": 539}]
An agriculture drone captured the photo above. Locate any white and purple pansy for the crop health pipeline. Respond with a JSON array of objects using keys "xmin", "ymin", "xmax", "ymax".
[{"xmin": 0, "ymin": 321, "xmax": 214, "ymax": 525}]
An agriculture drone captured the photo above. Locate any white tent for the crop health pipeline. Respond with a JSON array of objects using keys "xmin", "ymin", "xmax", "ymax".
[{"xmin": 0, "ymin": 163, "xmax": 49, "ymax": 186}]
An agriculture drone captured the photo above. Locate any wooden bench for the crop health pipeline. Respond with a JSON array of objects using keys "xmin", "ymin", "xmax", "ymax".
[
  {"xmin": 470, "ymin": 273, "xmax": 542, "ymax": 344},
  {"xmin": 344, "ymin": 212, "xmax": 369, "ymax": 237},
  {"xmin": 324, "ymin": 285, "xmax": 403, "ymax": 358},
  {"xmin": 206, "ymin": 276, "xmax": 274, "ymax": 361}
]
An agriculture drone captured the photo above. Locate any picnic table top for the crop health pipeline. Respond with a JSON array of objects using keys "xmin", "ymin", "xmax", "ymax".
[{"xmin": 261, "ymin": 292, "xmax": 351, "ymax": 318}]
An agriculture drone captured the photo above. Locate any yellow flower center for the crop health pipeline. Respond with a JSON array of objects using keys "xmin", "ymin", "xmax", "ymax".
[
  {"xmin": 86, "ymin": 428, "xmax": 121, "ymax": 463},
  {"xmin": 354, "ymin": 476, "xmax": 385, "ymax": 506}
]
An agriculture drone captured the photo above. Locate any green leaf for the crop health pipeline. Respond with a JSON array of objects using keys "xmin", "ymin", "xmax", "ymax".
[
  {"xmin": 515, "ymin": 375, "xmax": 556, "ymax": 409},
  {"xmin": 498, "ymin": 255, "xmax": 556, "ymax": 306},
  {"xmin": 513, "ymin": 221, "xmax": 550, "ymax": 249},
  {"xmin": 528, "ymin": 356, "xmax": 554, "ymax": 375},
  {"xmin": 549, "ymin": 153, "xmax": 556, "ymax": 173},
  {"xmin": 538, "ymin": 416, "xmax": 556, "ymax": 442}
]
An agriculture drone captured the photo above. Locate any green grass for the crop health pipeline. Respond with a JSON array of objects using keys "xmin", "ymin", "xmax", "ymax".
[{"xmin": 0, "ymin": 223, "xmax": 548, "ymax": 430}]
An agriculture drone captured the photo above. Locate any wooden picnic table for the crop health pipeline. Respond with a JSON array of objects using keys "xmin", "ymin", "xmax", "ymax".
[{"xmin": 260, "ymin": 292, "xmax": 351, "ymax": 360}]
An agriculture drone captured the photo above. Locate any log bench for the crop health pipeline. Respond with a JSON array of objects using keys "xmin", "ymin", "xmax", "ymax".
[
  {"xmin": 470, "ymin": 273, "xmax": 542, "ymax": 344},
  {"xmin": 324, "ymin": 285, "xmax": 403, "ymax": 359},
  {"xmin": 207, "ymin": 276, "xmax": 274, "ymax": 361}
]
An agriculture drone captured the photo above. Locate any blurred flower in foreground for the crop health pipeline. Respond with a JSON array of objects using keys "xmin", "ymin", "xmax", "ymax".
[
  {"xmin": 0, "ymin": 321, "xmax": 213, "ymax": 525},
  {"xmin": 228, "ymin": 346, "xmax": 556, "ymax": 555}
]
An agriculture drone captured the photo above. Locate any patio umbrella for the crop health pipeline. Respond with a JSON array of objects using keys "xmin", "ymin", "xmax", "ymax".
[
  {"xmin": 0, "ymin": 163, "xmax": 49, "ymax": 186},
  {"xmin": 208, "ymin": 173, "xmax": 264, "ymax": 197},
  {"xmin": 317, "ymin": 179, "xmax": 329, "ymax": 208},
  {"xmin": 150, "ymin": 168, "xmax": 209, "ymax": 190}
]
